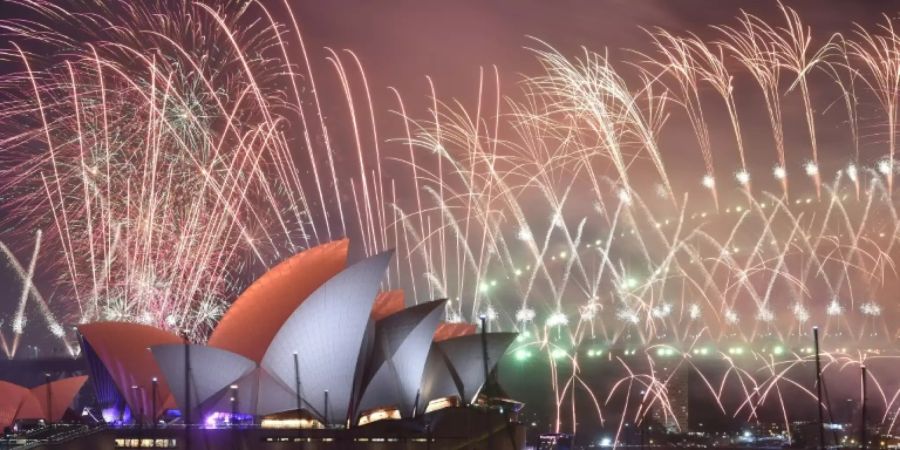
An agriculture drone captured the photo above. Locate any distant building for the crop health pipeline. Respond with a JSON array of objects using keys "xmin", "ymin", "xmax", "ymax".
[
  {"xmin": 538, "ymin": 432, "xmax": 573, "ymax": 450},
  {"xmin": 649, "ymin": 362, "xmax": 688, "ymax": 432}
]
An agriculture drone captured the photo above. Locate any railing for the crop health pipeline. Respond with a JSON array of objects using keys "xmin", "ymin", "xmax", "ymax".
[{"xmin": 6, "ymin": 424, "xmax": 107, "ymax": 450}]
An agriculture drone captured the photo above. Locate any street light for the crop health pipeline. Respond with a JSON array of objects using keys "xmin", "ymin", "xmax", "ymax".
[
  {"xmin": 131, "ymin": 385, "xmax": 144, "ymax": 428},
  {"xmin": 44, "ymin": 373, "xmax": 52, "ymax": 428},
  {"xmin": 293, "ymin": 350, "xmax": 303, "ymax": 444},
  {"xmin": 639, "ymin": 390, "xmax": 647, "ymax": 450},
  {"xmin": 293, "ymin": 351, "xmax": 302, "ymax": 414},
  {"xmin": 230, "ymin": 385, "xmax": 238, "ymax": 428},
  {"xmin": 323, "ymin": 389, "xmax": 329, "ymax": 428},
  {"xmin": 151, "ymin": 377, "xmax": 158, "ymax": 431},
  {"xmin": 479, "ymin": 314, "xmax": 490, "ymax": 402}
]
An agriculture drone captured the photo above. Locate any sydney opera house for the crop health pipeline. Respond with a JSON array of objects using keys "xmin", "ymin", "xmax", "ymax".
[{"xmin": 17, "ymin": 239, "xmax": 525, "ymax": 449}]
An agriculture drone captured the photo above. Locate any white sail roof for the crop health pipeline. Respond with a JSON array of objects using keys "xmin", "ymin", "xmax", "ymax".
[
  {"xmin": 261, "ymin": 251, "xmax": 393, "ymax": 424},
  {"xmin": 357, "ymin": 299, "xmax": 446, "ymax": 417},
  {"xmin": 151, "ymin": 344, "xmax": 255, "ymax": 422},
  {"xmin": 419, "ymin": 332, "xmax": 517, "ymax": 407}
]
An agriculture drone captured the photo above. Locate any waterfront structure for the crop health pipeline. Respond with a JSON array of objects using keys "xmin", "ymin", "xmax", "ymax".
[
  {"xmin": 77, "ymin": 239, "xmax": 519, "ymax": 433},
  {"xmin": 0, "ymin": 376, "xmax": 88, "ymax": 430}
]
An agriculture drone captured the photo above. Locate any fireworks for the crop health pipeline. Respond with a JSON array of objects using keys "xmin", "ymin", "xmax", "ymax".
[
  {"xmin": 398, "ymin": 39, "xmax": 897, "ymax": 346},
  {"xmin": 385, "ymin": 3, "xmax": 900, "ymax": 438},
  {"xmin": 516, "ymin": 307, "xmax": 536, "ymax": 323},
  {"xmin": 2, "ymin": 0, "xmax": 900, "ymax": 442},
  {"xmin": 773, "ymin": 166, "xmax": 788, "ymax": 182},
  {"xmin": 0, "ymin": 0, "xmax": 344, "ymax": 346}
]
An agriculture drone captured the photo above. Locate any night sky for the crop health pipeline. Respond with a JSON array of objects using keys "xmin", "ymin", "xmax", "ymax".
[{"xmin": 290, "ymin": 0, "xmax": 900, "ymax": 189}]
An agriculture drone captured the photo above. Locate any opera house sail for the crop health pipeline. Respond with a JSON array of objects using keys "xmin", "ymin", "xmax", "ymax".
[{"xmin": 56, "ymin": 240, "xmax": 525, "ymax": 449}]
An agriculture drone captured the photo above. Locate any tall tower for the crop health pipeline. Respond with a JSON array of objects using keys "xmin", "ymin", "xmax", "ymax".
[{"xmin": 651, "ymin": 363, "xmax": 689, "ymax": 432}]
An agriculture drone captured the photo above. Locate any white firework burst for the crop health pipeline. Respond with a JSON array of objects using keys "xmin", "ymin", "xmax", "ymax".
[
  {"xmin": 792, "ymin": 303, "xmax": 810, "ymax": 323},
  {"xmin": 847, "ymin": 163, "xmax": 858, "ymax": 182},
  {"xmin": 616, "ymin": 309, "xmax": 640, "ymax": 324},
  {"xmin": 517, "ymin": 227, "xmax": 533, "ymax": 241},
  {"xmin": 688, "ymin": 304, "xmax": 702, "ymax": 320},
  {"xmin": 484, "ymin": 305, "xmax": 498, "ymax": 322},
  {"xmin": 860, "ymin": 302, "xmax": 882, "ymax": 317},
  {"xmin": 826, "ymin": 299, "xmax": 844, "ymax": 316},
  {"xmin": 651, "ymin": 303, "xmax": 673, "ymax": 318},
  {"xmin": 773, "ymin": 165, "xmax": 787, "ymax": 180},
  {"xmin": 516, "ymin": 307, "xmax": 536, "ymax": 323},
  {"xmin": 617, "ymin": 188, "xmax": 632, "ymax": 205},
  {"xmin": 804, "ymin": 161, "xmax": 818, "ymax": 176},
  {"xmin": 546, "ymin": 311, "xmax": 569, "ymax": 327},
  {"xmin": 725, "ymin": 309, "xmax": 739, "ymax": 325}
]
